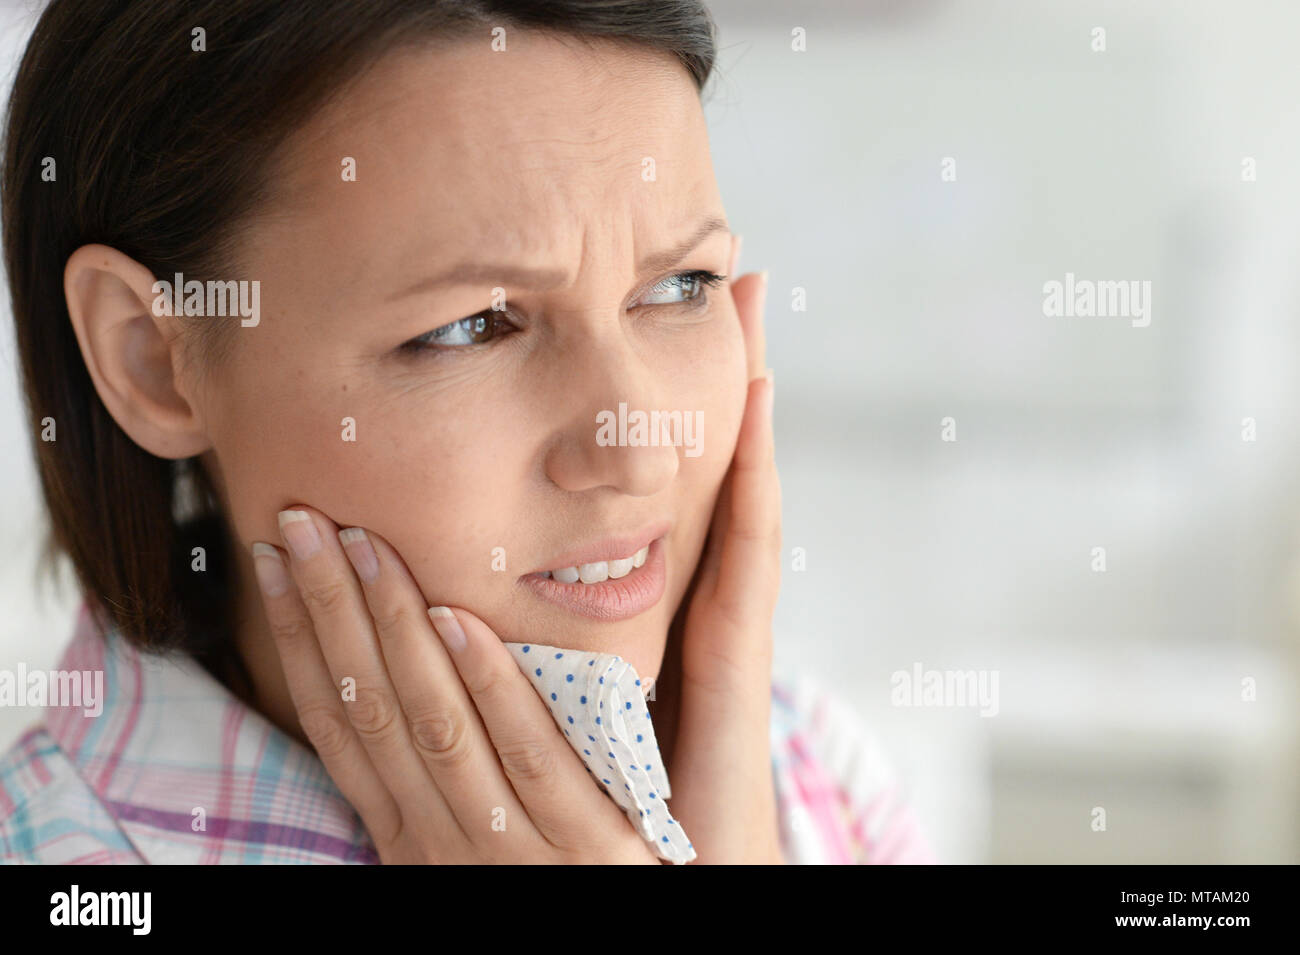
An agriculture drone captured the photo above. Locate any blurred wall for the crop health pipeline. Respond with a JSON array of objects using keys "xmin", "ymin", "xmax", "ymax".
[{"xmin": 703, "ymin": 0, "xmax": 1300, "ymax": 863}]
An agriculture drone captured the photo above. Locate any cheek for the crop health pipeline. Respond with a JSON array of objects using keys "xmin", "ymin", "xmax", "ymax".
[
  {"xmin": 205, "ymin": 373, "xmax": 355, "ymax": 546},
  {"xmin": 348, "ymin": 419, "xmax": 519, "ymax": 606},
  {"xmin": 207, "ymin": 364, "xmax": 518, "ymax": 605}
]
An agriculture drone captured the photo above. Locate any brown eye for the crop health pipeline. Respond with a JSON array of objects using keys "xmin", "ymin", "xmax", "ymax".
[
  {"xmin": 434, "ymin": 313, "xmax": 495, "ymax": 343},
  {"xmin": 637, "ymin": 270, "xmax": 726, "ymax": 307},
  {"xmin": 403, "ymin": 312, "xmax": 508, "ymax": 353}
]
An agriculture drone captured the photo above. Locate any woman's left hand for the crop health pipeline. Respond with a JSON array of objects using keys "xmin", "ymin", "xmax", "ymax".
[{"xmin": 663, "ymin": 244, "xmax": 785, "ymax": 864}]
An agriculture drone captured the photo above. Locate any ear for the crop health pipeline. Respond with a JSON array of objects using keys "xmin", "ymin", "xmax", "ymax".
[{"xmin": 63, "ymin": 243, "xmax": 211, "ymax": 459}]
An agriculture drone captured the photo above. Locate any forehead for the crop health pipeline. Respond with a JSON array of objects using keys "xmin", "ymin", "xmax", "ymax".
[{"xmin": 256, "ymin": 32, "xmax": 717, "ymax": 284}]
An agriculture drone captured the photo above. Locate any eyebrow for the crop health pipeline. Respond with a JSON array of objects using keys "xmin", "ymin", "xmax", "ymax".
[{"xmin": 385, "ymin": 215, "xmax": 731, "ymax": 303}]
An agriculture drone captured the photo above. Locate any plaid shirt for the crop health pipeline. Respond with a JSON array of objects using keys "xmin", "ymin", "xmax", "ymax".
[{"xmin": 0, "ymin": 601, "xmax": 936, "ymax": 864}]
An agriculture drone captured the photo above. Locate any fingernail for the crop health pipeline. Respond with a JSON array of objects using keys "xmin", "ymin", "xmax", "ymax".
[
  {"xmin": 339, "ymin": 527, "xmax": 379, "ymax": 582},
  {"xmin": 251, "ymin": 542, "xmax": 290, "ymax": 597},
  {"xmin": 278, "ymin": 509, "xmax": 321, "ymax": 560},
  {"xmin": 764, "ymin": 367, "xmax": 775, "ymax": 418},
  {"xmin": 758, "ymin": 269, "xmax": 769, "ymax": 308},
  {"xmin": 428, "ymin": 606, "xmax": 466, "ymax": 652}
]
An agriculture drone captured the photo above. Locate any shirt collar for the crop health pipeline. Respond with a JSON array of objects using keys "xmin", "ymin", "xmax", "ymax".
[{"xmin": 45, "ymin": 601, "xmax": 378, "ymax": 864}]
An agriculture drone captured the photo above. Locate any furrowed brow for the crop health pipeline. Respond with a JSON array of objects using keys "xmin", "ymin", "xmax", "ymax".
[
  {"xmin": 635, "ymin": 215, "xmax": 731, "ymax": 275},
  {"xmin": 386, "ymin": 215, "xmax": 731, "ymax": 303}
]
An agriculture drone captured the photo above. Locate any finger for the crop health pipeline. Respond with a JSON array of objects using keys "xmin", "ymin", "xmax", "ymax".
[
  {"xmin": 666, "ymin": 373, "xmax": 782, "ymax": 861},
  {"xmin": 697, "ymin": 263, "xmax": 774, "ymax": 606},
  {"xmin": 276, "ymin": 507, "xmax": 459, "ymax": 849},
  {"xmin": 249, "ymin": 540, "xmax": 403, "ymax": 846},
  {"xmin": 702, "ymin": 370, "xmax": 781, "ymax": 643},
  {"xmin": 730, "ymin": 269, "xmax": 768, "ymax": 382},
  {"xmin": 728, "ymin": 233, "xmax": 743, "ymax": 278},
  {"xmin": 429, "ymin": 606, "xmax": 634, "ymax": 851},
  {"xmin": 339, "ymin": 526, "xmax": 539, "ymax": 853}
]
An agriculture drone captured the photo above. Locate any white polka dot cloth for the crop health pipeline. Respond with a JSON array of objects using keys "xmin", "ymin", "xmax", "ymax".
[{"xmin": 505, "ymin": 642, "xmax": 695, "ymax": 864}]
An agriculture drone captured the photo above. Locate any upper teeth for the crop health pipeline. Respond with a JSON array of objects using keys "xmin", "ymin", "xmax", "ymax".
[{"xmin": 546, "ymin": 546, "xmax": 648, "ymax": 583}]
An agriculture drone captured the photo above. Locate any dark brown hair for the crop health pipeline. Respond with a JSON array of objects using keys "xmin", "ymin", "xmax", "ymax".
[{"xmin": 2, "ymin": 0, "xmax": 717, "ymax": 700}]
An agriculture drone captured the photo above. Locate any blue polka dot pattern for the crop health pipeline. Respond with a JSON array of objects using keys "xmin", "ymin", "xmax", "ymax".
[{"xmin": 504, "ymin": 641, "xmax": 694, "ymax": 864}]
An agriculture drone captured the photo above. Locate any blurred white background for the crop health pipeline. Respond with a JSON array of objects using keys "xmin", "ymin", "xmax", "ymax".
[{"xmin": 3, "ymin": 0, "xmax": 1299, "ymax": 863}]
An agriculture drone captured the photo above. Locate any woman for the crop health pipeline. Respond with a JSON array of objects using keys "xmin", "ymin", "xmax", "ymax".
[{"xmin": 0, "ymin": 0, "xmax": 934, "ymax": 864}]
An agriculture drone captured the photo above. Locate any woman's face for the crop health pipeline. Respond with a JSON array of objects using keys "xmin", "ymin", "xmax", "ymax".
[{"xmin": 195, "ymin": 33, "xmax": 746, "ymax": 681}]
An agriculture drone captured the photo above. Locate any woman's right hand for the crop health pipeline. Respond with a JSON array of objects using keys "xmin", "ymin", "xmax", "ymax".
[{"xmin": 250, "ymin": 505, "xmax": 662, "ymax": 864}]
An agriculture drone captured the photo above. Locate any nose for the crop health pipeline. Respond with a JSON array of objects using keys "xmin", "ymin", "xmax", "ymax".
[{"xmin": 543, "ymin": 332, "xmax": 680, "ymax": 498}]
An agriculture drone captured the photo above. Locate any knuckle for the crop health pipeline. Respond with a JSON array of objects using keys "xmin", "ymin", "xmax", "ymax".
[
  {"xmin": 685, "ymin": 642, "xmax": 750, "ymax": 695},
  {"xmin": 408, "ymin": 708, "xmax": 471, "ymax": 767},
  {"xmin": 267, "ymin": 613, "xmax": 312, "ymax": 647},
  {"xmin": 346, "ymin": 689, "xmax": 401, "ymax": 739},
  {"xmin": 709, "ymin": 598, "xmax": 752, "ymax": 641},
  {"xmin": 731, "ymin": 522, "xmax": 777, "ymax": 544},
  {"xmin": 495, "ymin": 736, "xmax": 555, "ymax": 783},
  {"xmin": 728, "ymin": 519, "xmax": 782, "ymax": 552},
  {"xmin": 299, "ymin": 578, "xmax": 350, "ymax": 615},
  {"xmin": 460, "ymin": 661, "xmax": 508, "ymax": 700},
  {"xmin": 296, "ymin": 704, "xmax": 352, "ymax": 760},
  {"xmin": 370, "ymin": 602, "xmax": 413, "ymax": 643}
]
